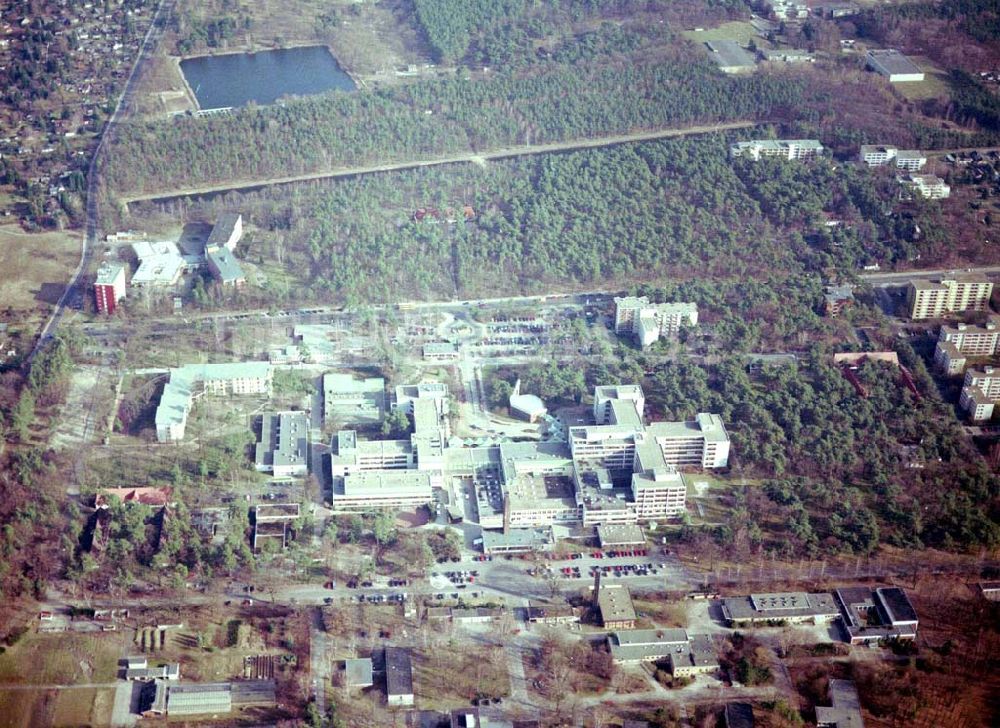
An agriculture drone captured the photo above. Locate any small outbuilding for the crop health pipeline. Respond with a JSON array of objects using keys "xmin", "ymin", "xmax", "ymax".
[{"xmin": 345, "ymin": 658, "xmax": 374, "ymax": 688}]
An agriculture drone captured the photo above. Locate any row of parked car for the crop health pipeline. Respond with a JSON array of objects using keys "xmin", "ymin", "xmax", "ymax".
[
  {"xmin": 590, "ymin": 563, "xmax": 662, "ymax": 577},
  {"xmin": 356, "ymin": 593, "xmax": 408, "ymax": 603},
  {"xmin": 547, "ymin": 548, "xmax": 650, "ymax": 561},
  {"xmin": 438, "ymin": 570, "xmax": 478, "ymax": 584},
  {"xmin": 433, "ymin": 590, "xmax": 481, "ymax": 600}
]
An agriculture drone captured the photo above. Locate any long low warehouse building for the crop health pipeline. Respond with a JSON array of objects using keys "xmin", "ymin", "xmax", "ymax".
[
  {"xmin": 721, "ymin": 592, "xmax": 840, "ymax": 626},
  {"xmin": 331, "ymin": 470, "xmax": 434, "ymax": 511}
]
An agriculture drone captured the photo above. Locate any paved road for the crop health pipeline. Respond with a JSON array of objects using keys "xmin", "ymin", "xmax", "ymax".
[
  {"xmin": 309, "ymin": 608, "xmax": 329, "ymax": 717},
  {"xmin": 505, "ymin": 635, "xmax": 532, "ymax": 709},
  {"xmin": 860, "ymin": 264, "xmax": 1000, "ymax": 285},
  {"xmin": 0, "ymin": 682, "xmax": 120, "ymax": 690},
  {"xmin": 28, "ymin": 0, "xmax": 176, "ymax": 364},
  {"xmin": 111, "ymin": 681, "xmax": 136, "ymax": 728},
  {"xmin": 77, "ymin": 291, "xmax": 618, "ymax": 336},
  {"xmin": 120, "ymin": 121, "xmax": 757, "ymax": 204}
]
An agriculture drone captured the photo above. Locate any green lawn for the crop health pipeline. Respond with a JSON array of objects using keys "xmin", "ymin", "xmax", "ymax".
[
  {"xmin": 683, "ymin": 21, "xmax": 759, "ymax": 46},
  {"xmin": 894, "ymin": 59, "xmax": 952, "ymax": 102}
]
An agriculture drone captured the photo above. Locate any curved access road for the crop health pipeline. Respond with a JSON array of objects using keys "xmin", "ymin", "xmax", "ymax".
[
  {"xmin": 29, "ymin": 0, "xmax": 176, "ymax": 363},
  {"xmin": 119, "ymin": 120, "xmax": 758, "ymax": 204}
]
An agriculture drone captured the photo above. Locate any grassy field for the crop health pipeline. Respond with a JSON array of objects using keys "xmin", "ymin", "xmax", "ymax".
[
  {"xmin": 53, "ymin": 687, "xmax": 115, "ymax": 727},
  {"xmin": 0, "ymin": 631, "xmax": 127, "ymax": 685},
  {"xmin": 0, "ymin": 689, "xmax": 55, "ymax": 728},
  {"xmin": 683, "ymin": 21, "xmax": 758, "ymax": 45},
  {"xmin": 0, "ymin": 189, "xmax": 18, "ymax": 216},
  {"xmin": 0, "ymin": 685, "xmax": 117, "ymax": 727},
  {"xmin": 631, "ymin": 597, "xmax": 687, "ymax": 627},
  {"xmin": 131, "ymin": 56, "xmax": 196, "ymax": 117},
  {"xmin": 413, "ymin": 642, "xmax": 510, "ymax": 709},
  {"xmin": 684, "ymin": 473, "xmax": 739, "ymax": 526},
  {"xmin": 894, "ymin": 57, "xmax": 953, "ymax": 102},
  {"xmin": 0, "ymin": 225, "xmax": 80, "ymax": 316}
]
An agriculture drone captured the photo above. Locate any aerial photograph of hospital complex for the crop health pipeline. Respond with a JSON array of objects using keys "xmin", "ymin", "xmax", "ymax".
[{"xmin": 0, "ymin": 0, "xmax": 998, "ymax": 726}]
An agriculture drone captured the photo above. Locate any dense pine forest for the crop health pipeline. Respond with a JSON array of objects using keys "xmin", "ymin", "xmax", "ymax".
[
  {"xmin": 134, "ymin": 134, "xmax": 946, "ymax": 308},
  {"xmin": 104, "ymin": 51, "xmax": 810, "ymax": 197}
]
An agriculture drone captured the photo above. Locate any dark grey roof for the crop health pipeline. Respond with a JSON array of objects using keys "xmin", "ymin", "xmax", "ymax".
[
  {"xmin": 255, "ymin": 411, "xmax": 309, "ymax": 470},
  {"xmin": 207, "ymin": 213, "xmax": 242, "ymax": 246},
  {"xmin": 724, "ymin": 702, "xmax": 755, "ymax": 728},
  {"xmin": 876, "ymin": 587, "xmax": 918, "ymax": 624},
  {"xmin": 385, "ymin": 647, "xmax": 414, "ymax": 696},
  {"xmin": 706, "ymin": 40, "xmax": 755, "ymax": 69},
  {"xmin": 867, "ymin": 49, "xmax": 922, "ymax": 76}
]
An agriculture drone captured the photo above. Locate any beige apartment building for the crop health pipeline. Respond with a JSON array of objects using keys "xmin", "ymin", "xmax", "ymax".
[
  {"xmin": 906, "ymin": 275, "xmax": 993, "ymax": 320},
  {"xmin": 934, "ymin": 318, "xmax": 1000, "ymax": 374},
  {"xmin": 960, "ymin": 366, "xmax": 1000, "ymax": 421}
]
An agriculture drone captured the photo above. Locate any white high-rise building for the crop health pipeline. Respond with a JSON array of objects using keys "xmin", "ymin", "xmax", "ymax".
[
  {"xmin": 614, "ymin": 297, "xmax": 698, "ymax": 347},
  {"xmin": 729, "ymin": 139, "xmax": 824, "ymax": 161}
]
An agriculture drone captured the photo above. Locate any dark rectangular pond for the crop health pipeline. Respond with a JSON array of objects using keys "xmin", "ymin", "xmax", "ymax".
[{"xmin": 180, "ymin": 45, "xmax": 356, "ymax": 109}]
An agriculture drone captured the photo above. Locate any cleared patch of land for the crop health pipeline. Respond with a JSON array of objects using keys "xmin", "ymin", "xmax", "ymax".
[
  {"xmin": 683, "ymin": 21, "xmax": 758, "ymax": 45},
  {"xmin": 0, "ymin": 225, "xmax": 81, "ymax": 316},
  {"xmin": 894, "ymin": 57, "xmax": 953, "ymax": 102},
  {"xmin": 412, "ymin": 640, "xmax": 510, "ymax": 710},
  {"xmin": 52, "ymin": 687, "xmax": 115, "ymax": 727},
  {"xmin": 132, "ymin": 55, "xmax": 197, "ymax": 117},
  {"xmin": 0, "ymin": 631, "xmax": 126, "ymax": 685}
]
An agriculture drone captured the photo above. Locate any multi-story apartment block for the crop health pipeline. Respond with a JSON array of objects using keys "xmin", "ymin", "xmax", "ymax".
[
  {"xmin": 961, "ymin": 366, "xmax": 1000, "ymax": 421},
  {"xmin": 907, "ymin": 275, "xmax": 993, "ymax": 319},
  {"xmin": 765, "ymin": 0, "xmax": 808, "ymax": 19},
  {"xmin": 938, "ymin": 318, "xmax": 1000, "ymax": 354},
  {"xmin": 934, "ymin": 318, "xmax": 1000, "ymax": 374},
  {"xmin": 895, "ymin": 150, "xmax": 927, "ymax": 171},
  {"xmin": 200, "ymin": 365, "xmax": 273, "ymax": 396},
  {"xmin": 859, "ymin": 145, "xmax": 926, "ymax": 171},
  {"xmin": 965, "ymin": 366, "xmax": 1000, "ymax": 398},
  {"xmin": 729, "ymin": 139, "xmax": 824, "ymax": 161},
  {"xmin": 613, "ymin": 297, "xmax": 698, "ymax": 347},
  {"xmin": 155, "ymin": 362, "xmax": 273, "ymax": 442},
  {"xmin": 823, "ymin": 284, "xmax": 855, "ymax": 317},
  {"xmin": 860, "ymin": 145, "xmax": 895, "ymax": 167},
  {"xmin": 94, "ymin": 261, "xmax": 127, "ymax": 315},
  {"xmin": 898, "ymin": 173, "xmax": 950, "ymax": 199}
]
